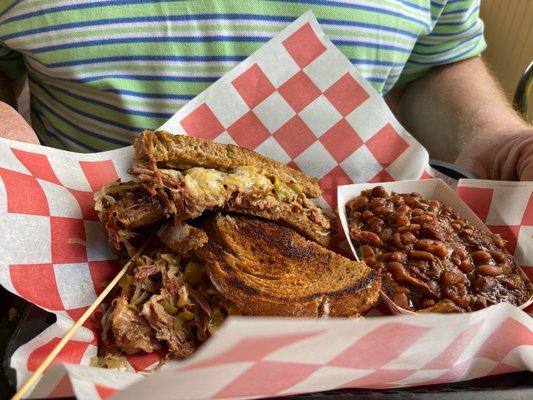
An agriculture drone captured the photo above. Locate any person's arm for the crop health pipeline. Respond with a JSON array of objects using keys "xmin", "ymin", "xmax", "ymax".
[
  {"xmin": 389, "ymin": 57, "xmax": 532, "ymax": 180},
  {"xmin": 0, "ymin": 70, "xmax": 40, "ymax": 144}
]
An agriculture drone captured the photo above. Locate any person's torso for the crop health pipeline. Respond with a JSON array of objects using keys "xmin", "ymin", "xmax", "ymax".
[{"xmin": 0, "ymin": 0, "xmax": 442, "ymax": 151}]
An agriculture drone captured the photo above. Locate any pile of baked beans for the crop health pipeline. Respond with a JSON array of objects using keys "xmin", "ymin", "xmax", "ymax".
[{"xmin": 346, "ymin": 186, "xmax": 532, "ymax": 312}]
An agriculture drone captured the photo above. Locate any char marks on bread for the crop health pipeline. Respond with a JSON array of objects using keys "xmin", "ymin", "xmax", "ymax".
[{"xmin": 196, "ymin": 214, "xmax": 381, "ymax": 317}]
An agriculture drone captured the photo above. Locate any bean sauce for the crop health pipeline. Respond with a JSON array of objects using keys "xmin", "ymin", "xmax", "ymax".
[{"xmin": 346, "ymin": 186, "xmax": 532, "ymax": 312}]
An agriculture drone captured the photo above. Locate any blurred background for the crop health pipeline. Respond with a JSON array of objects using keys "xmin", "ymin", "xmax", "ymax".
[
  {"xmin": 481, "ymin": 0, "xmax": 533, "ymax": 121},
  {"xmin": 16, "ymin": 0, "xmax": 533, "ymax": 123}
]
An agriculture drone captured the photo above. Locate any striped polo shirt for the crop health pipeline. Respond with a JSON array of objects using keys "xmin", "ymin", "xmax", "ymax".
[{"xmin": 0, "ymin": 0, "xmax": 486, "ymax": 152}]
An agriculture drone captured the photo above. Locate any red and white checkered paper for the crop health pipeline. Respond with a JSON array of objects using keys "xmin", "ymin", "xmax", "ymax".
[{"xmin": 0, "ymin": 11, "xmax": 531, "ymax": 400}]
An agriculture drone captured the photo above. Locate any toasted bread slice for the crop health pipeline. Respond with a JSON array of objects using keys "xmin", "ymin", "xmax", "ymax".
[
  {"xmin": 134, "ymin": 130, "xmax": 321, "ymax": 198},
  {"xmin": 197, "ymin": 214, "xmax": 380, "ymax": 317}
]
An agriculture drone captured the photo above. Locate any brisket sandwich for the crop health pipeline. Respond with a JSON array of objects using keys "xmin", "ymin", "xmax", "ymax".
[{"xmin": 95, "ymin": 131, "xmax": 379, "ymax": 363}]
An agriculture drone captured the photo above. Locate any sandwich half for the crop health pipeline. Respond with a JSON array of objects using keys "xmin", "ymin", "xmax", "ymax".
[
  {"xmin": 96, "ymin": 130, "xmax": 333, "ymax": 253},
  {"xmin": 196, "ymin": 214, "xmax": 381, "ymax": 317}
]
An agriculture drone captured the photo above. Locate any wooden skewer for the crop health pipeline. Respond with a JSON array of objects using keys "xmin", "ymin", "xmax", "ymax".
[{"xmin": 12, "ymin": 242, "xmax": 148, "ymax": 400}]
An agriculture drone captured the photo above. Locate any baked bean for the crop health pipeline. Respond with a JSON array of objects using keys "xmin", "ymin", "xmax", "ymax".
[
  {"xmin": 492, "ymin": 234, "xmax": 506, "ymax": 249},
  {"xmin": 348, "ymin": 196, "xmax": 368, "ymax": 211},
  {"xmin": 408, "ymin": 223, "xmax": 421, "ymax": 232},
  {"xmin": 369, "ymin": 198, "xmax": 386, "ymax": 210},
  {"xmin": 360, "ymin": 245, "xmax": 375, "ymax": 258},
  {"xmin": 501, "ymin": 263, "xmax": 512, "ymax": 275},
  {"xmin": 364, "ymin": 256, "xmax": 376, "ymax": 267},
  {"xmin": 473, "ymin": 276, "xmax": 497, "ymax": 292},
  {"xmin": 349, "ymin": 211, "xmax": 362, "ymax": 223},
  {"xmin": 422, "ymin": 225, "xmax": 445, "ymax": 241},
  {"xmin": 452, "ymin": 248, "xmax": 468, "ymax": 260},
  {"xmin": 412, "ymin": 208, "xmax": 424, "ymax": 216},
  {"xmin": 458, "ymin": 259, "xmax": 474, "ymax": 273},
  {"xmin": 374, "ymin": 261, "xmax": 385, "ymax": 272},
  {"xmin": 427, "ymin": 201, "xmax": 441, "ymax": 214},
  {"xmin": 499, "ymin": 274, "xmax": 522, "ymax": 289},
  {"xmin": 370, "ymin": 186, "xmax": 387, "ymax": 198},
  {"xmin": 411, "ymin": 215, "xmax": 435, "ymax": 224},
  {"xmin": 387, "ymin": 262, "xmax": 408, "ymax": 280},
  {"xmin": 409, "ymin": 250, "xmax": 434, "ymax": 261},
  {"xmin": 369, "ymin": 216, "xmax": 383, "ymax": 226},
  {"xmin": 427, "ymin": 280, "xmax": 441, "ymax": 297},
  {"xmin": 383, "ymin": 252, "xmax": 403, "ymax": 262},
  {"xmin": 355, "ymin": 231, "xmax": 382, "ymax": 246},
  {"xmin": 362, "ymin": 210, "xmax": 373, "ymax": 219},
  {"xmin": 441, "ymin": 268, "xmax": 465, "ymax": 287},
  {"xmin": 374, "ymin": 206, "xmax": 392, "ymax": 216},
  {"xmin": 472, "ymin": 296, "xmax": 488, "ymax": 309},
  {"xmin": 415, "ymin": 239, "xmax": 434, "ymax": 252},
  {"xmin": 450, "ymin": 255, "xmax": 462, "ymax": 266},
  {"xmin": 347, "ymin": 186, "xmax": 531, "ymax": 313},
  {"xmin": 397, "ymin": 226, "xmax": 412, "ymax": 233},
  {"xmin": 430, "ymin": 242, "xmax": 449, "ymax": 259},
  {"xmin": 397, "ymin": 204, "xmax": 410, "ymax": 215},
  {"xmin": 450, "ymin": 222, "xmax": 462, "ymax": 230},
  {"xmin": 372, "ymin": 225, "xmax": 383, "ymax": 234},
  {"xmin": 392, "ymin": 292, "xmax": 410, "ymax": 309},
  {"xmin": 380, "ymin": 228, "xmax": 393, "ymax": 242},
  {"xmin": 370, "ymin": 186, "xmax": 388, "ymax": 197},
  {"xmin": 471, "ymin": 250, "xmax": 492, "ymax": 264},
  {"xmin": 401, "ymin": 232, "xmax": 417, "ymax": 244},
  {"xmin": 396, "ymin": 215, "xmax": 410, "ymax": 226},
  {"xmin": 451, "ymin": 219, "xmax": 465, "ymax": 228},
  {"xmin": 395, "ymin": 285, "xmax": 410, "ymax": 294},
  {"xmin": 445, "ymin": 289, "xmax": 471, "ymax": 308},
  {"xmin": 349, "ymin": 226, "xmax": 361, "ymax": 238},
  {"xmin": 491, "ymin": 251, "xmax": 507, "ymax": 263},
  {"xmin": 391, "ymin": 233, "xmax": 402, "ymax": 247},
  {"xmin": 475, "ymin": 264, "xmax": 503, "ymax": 276},
  {"xmin": 420, "ymin": 299, "xmax": 435, "ymax": 308},
  {"xmin": 392, "ymin": 196, "xmax": 405, "ymax": 207}
]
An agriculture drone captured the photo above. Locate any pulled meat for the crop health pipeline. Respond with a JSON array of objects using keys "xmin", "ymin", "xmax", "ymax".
[
  {"xmin": 100, "ymin": 295, "xmax": 161, "ymax": 355},
  {"xmin": 158, "ymin": 222, "xmax": 208, "ymax": 254},
  {"xmin": 99, "ymin": 252, "xmax": 227, "ymax": 359},
  {"xmin": 95, "ymin": 181, "xmax": 166, "ymax": 254},
  {"xmin": 141, "ymin": 292, "xmax": 195, "ymax": 358},
  {"xmin": 128, "ymin": 164, "xmax": 332, "ymax": 230}
]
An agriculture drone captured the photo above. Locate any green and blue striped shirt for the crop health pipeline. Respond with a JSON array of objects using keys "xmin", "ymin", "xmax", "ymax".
[{"xmin": 0, "ymin": 0, "xmax": 486, "ymax": 152}]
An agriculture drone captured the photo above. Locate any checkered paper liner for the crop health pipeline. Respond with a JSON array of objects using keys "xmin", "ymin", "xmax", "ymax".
[{"xmin": 0, "ymin": 11, "xmax": 531, "ymax": 400}]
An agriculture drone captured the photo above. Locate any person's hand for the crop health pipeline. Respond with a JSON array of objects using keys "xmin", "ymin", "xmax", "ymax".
[
  {"xmin": 0, "ymin": 101, "xmax": 40, "ymax": 144},
  {"xmin": 456, "ymin": 128, "xmax": 533, "ymax": 181}
]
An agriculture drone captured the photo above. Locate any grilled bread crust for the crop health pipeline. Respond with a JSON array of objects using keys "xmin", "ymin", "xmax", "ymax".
[
  {"xmin": 197, "ymin": 214, "xmax": 381, "ymax": 317},
  {"xmin": 221, "ymin": 205, "xmax": 332, "ymax": 248},
  {"xmin": 134, "ymin": 130, "xmax": 322, "ymax": 198}
]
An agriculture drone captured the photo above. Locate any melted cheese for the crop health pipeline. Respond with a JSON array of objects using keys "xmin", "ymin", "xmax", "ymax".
[
  {"xmin": 184, "ymin": 168, "xmax": 227, "ymax": 205},
  {"xmin": 183, "ymin": 166, "xmax": 274, "ymax": 207},
  {"xmin": 226, "ymin": 166, "xmax": 273, "ymax": 193}
]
